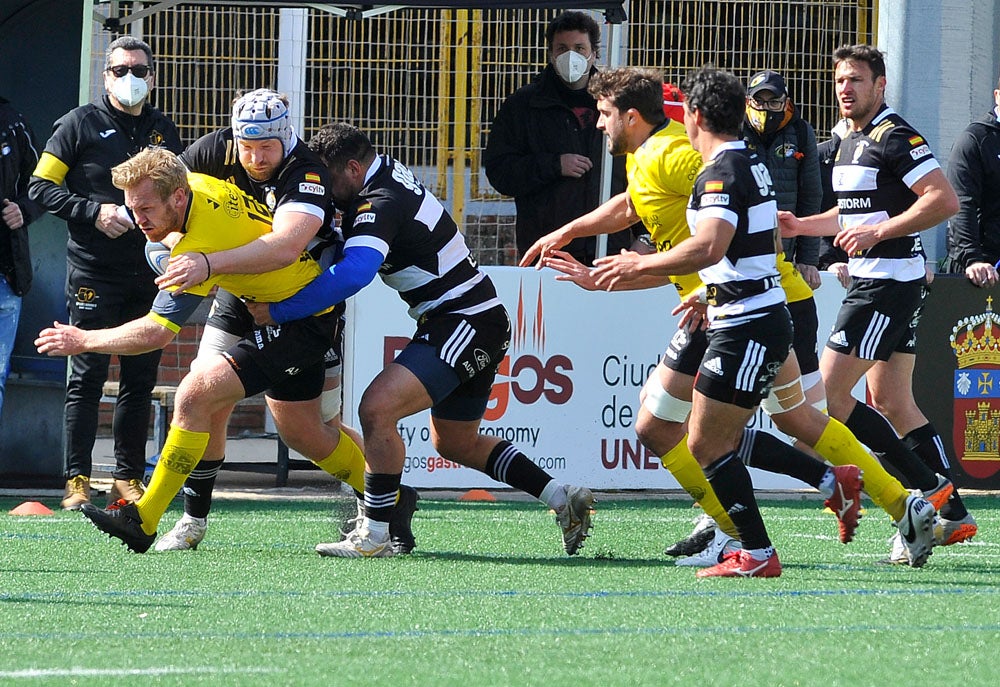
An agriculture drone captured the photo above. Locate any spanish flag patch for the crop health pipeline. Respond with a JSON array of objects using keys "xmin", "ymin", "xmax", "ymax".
[
  {"xmin": 357, "ymin": 202, "xmax": 373, "ymax": 212},
  {"xmin": 908, "ymin": 135, "xmax": 925, "ymax": 146},
  {"xmin": 705, "ymin": 181, "xmax": 724, "ymax": 192},
  {"xmin": 305, "ymin": 172, "xmax": 321, "ymax": 183}
]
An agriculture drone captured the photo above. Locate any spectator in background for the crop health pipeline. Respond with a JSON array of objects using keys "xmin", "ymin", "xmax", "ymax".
[
  {"xmin": 943, "ymin": 77, "xmax": 1000, "ymax": 287},
  {"xmin": 28, "ymin": 36, "xmax": 182, "ymax": 510},
  {"xmin": 0, "ymin": 97, "xmax": 42, "ymax": 421},
  {"xmin": 742, "ymin": 70, "xmax": 827, "ymax": 411},
  {"xmin": 484, "ymin": 10, "xmax": 634, "ymax": 265},
  {"xmin": 742, "ymin": 69, "xmax": 823, "ymax": 289},
  {"xmin": 816, "ymin": 122, "xmax": 851, "ymax": 286}
]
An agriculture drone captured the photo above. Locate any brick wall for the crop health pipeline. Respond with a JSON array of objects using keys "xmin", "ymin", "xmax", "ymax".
[{"xmin": 98, "ymin": 300, "xmax": 266, "ymax": 438}]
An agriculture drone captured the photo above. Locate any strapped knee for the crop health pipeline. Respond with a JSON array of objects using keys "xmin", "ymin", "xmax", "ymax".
[{"xmin": 641, "ymin": 375, "xmax": 692, "ymax": 423}]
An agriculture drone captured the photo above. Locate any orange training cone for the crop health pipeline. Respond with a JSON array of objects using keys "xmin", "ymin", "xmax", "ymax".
[
  {"xmin": 459, "ymin": 489, "xmax": 496, "ymax": 502},
  {"xmin": 9, "ymin": 501, "xmax": 55, "ymax": 516}
]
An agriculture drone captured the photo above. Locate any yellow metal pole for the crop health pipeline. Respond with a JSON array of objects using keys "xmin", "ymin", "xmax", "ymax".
[
  {"xmin": 469, "ymin": 10, "xmax": 483, "ymax": 199},
  {"xmin": 452, "ymin": 9, "xmax": 469, "ymax": 229},
  {"xmin": 437, "ymin": 11, "xmax": 453, "ymax": 199}
]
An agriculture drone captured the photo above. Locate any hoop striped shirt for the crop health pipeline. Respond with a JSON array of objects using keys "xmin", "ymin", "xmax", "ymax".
[{"xmin": 832, "ymin": 105, "xmax": 938, "ymax": 282}]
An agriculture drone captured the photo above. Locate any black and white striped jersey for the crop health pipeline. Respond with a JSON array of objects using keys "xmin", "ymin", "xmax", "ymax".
[
  {"xmin": 832, "ymin": 105, "xmax": 938, "ymax": 281},
  {"xmin": 342, "ymin": 154, "xmax": 501, "ymax": 320},
  {"xmin": 686, "ymin": 140, "xmax": 784, "ymax": 328}
]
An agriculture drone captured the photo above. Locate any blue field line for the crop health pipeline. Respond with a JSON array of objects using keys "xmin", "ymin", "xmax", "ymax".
[
  {"xmin": 2, "ymin": 585, "xmax": 997, "ymax": 604},
  {"xmin": 3, "ymin": 622, "xmax": 1000, "ymax": 643}
]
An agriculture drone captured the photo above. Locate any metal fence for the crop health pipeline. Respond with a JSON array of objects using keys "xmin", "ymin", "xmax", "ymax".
[{"xmin": 90, "ymin": 1, "xmax": 874, "ymax": 265}]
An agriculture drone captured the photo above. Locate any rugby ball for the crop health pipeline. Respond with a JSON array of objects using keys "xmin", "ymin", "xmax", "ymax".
[{"xmin": 144, "ymin": 241, "xmax": 172, "ymax": 275}]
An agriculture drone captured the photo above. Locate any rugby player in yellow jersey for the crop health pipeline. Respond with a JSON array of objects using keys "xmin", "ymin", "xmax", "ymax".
[
  {"xmin": 523, "ymin": 67, "xmax": 937, "ymax": 567},
  {"xmin": 35, "ymin": 147, "xmax": 369, "ymax": 553}
]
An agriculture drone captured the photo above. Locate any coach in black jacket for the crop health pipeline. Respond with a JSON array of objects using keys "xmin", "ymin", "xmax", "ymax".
[
  {"xmin": 484, "ymin": 11, "xmax": 632, "ymax": 266},
  {"xmin": 944, "ymin": 89, "xmax": 1000, "ymax": 287},
  {"xmin": 28, "ymin": 36, "xmax": 182, "ymax": 510}
]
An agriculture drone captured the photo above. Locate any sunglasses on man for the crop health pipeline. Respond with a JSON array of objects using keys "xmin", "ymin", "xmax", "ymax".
[{"xmin": 107, "ymin": 64, "xmax": 152, "ymax": 78}]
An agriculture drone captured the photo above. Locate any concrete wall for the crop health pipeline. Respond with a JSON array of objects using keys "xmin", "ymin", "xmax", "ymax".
[{"xmin": 879, "ymin": 0, "xmax": 1000, "ymax": 264}]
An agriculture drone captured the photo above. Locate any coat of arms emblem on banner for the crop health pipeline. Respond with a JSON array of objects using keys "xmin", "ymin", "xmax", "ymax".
[{"xmin": 951, "ymin": 296, "xmax": 1000, "ymax": 478}]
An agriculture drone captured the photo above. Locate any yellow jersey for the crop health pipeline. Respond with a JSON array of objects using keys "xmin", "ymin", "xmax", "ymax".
[{"xmin": 626, "ymin": 122, "xmax": 812, "ymax": 304}]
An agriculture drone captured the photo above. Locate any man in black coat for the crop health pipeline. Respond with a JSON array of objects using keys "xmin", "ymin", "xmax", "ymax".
[
  {"xmin": 0, "ymin": 96, "xmax": 42, "ymax": 422},
  {"xmin": 944, "ymin": 77, "xmax": 1000, "ymax": 287},
  {"xmin": 484, "ymin": 11, "xmax": 635, "ymax": 265}
]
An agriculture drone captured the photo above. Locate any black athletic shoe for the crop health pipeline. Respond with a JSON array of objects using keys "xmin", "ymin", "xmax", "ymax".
[
  {"xmin": 389, "ymin": 485, "xmax": 420, "ymax": 555},
  {"xmin": 664, "ymin": 513, "xmax": 715, "ymax": 556},
  {"xmin": 81, "ymin": 499, "xmax": 156, "ymax": 553}
]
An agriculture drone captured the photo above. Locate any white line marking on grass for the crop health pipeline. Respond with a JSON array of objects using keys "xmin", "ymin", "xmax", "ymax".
[{"xmin": 0, "ymin": 666, "xmax": 280, "ymax": 679}]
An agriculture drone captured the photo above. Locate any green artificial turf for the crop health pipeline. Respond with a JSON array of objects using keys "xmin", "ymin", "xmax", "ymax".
[{"xmin": 1, "ymin": 495, "xmax": 997, "ymax": 686}]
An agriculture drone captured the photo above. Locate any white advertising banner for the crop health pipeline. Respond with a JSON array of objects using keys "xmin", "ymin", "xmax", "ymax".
[{"xmin": 343, "ymin": 267, "xmax": 852, "ymax": 491}]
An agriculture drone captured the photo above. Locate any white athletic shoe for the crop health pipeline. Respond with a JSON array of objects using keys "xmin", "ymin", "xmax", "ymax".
[
  {"xmin": 316, "ymin": 525, "xmax": 394, "ymax": 558},
  {"xmin": 555, "ymin": 485, "xmax": 594, "ymax": 556},
  {"xmin": 892, "ymin": 494, "xmax": 936, "ymax": 568},
  {"xmin": 675, "ymin": 527, "xmax": 741, "ymax": 567},
  {"xmin": 880, "ymin": 531, "xmax": 909, "ymax": 566},
  {"xmin": 154, "ymin": 515, "xmax": 207, "ymax": 552}
]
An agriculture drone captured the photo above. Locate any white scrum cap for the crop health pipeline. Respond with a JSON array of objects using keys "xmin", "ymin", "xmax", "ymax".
[{"xmin": 231, "ymin": 88, "xmax": 295, "ymax": 156}]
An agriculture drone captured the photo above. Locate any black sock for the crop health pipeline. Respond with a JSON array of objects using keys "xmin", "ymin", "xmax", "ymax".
[
  {"xmin": 703, "ymin": 452, "xmax": 771, "ymax": 550},
  {"xmin": 182, "ymin": 458, "xmax": 223, "ymax": 519},
  {"xmin": 740, "ymin": 429, "xmax": 829, "ymax": 488},
  {"xmin": 364, "ymin": 472, "xmax": 401, "ymax": 524},
  {"xmin": 484, "ymin": 441, "xmax": 550, "ymax": 499},
  {"xmin": 845, "ymin": 401, "xmax": 937, "ymax": 491},
  {"xmin": 903, "ymin": 423, "xmax": 968, "ymax": 519}
]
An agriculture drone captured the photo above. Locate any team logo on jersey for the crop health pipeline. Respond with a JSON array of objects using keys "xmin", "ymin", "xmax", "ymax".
[
  {"xmin": 950, "ymin": 297, "xmax": 1000, "ymax": 479},
  {"xmin": 700, "ymin": 193, "xmax": 730, "ymax": 207},
  {"xmin": 223, "ymin": 188, "xmax": 242, "ymax": 218},
  {"xmin": 851, "ymin": 140, "xmax": 870, "ymax": 164},
  {"xmin": 265, "ymin": 188, "xmax": 277, "ymax": 211},
  {"xmin": 705, "ymin": 181, "xmax": 724, "ymax": 192},
  {"xmin": 299, "ymin": 182, "xmax": 325, "ymax": 195},
  {"xmin": 149, "ymin": 130, "xmax": 165, "ymax": 146},
  {"xmin": 354, "ymin": 212, "xmax": 376, "ymax": 227}
]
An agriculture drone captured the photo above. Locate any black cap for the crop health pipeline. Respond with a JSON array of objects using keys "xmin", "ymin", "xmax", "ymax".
[{"xmin": 747, "ymin": 70, "xmax": 787, "ymax": 98}]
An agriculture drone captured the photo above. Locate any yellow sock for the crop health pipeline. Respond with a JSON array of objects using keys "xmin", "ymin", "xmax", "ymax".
[
  {"xmin": 136, "ymin": 425, "xmax": 209, "ymax": 535},
  {"xmin": 659, "ymin": 437, "xmax": 739, "ymax": 538},
  {"xmin": 312, "ymin": 429, "xmax": 365, "ymax": 494},
  {"xmin": 811, "ymin": 418, "xmax": 909, "ymax": 521}
]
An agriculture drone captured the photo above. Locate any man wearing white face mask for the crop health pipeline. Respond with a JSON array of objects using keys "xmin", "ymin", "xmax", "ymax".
[
  {"xmin": 29, "ymin": 35, "xmax": 182, "ymax": 511},
  {"xmin": 485, "ymin": 11, "xmax": 638, "ymax": 266}
]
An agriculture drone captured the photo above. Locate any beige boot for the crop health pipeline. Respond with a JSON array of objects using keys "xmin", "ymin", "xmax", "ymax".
[
  {"xmin": 61, "ymin": 475, "xmax": 92, "ymax": 511},
  {"xmin": 108, "ymin": 478, "xmax": 146, "ymax": 505}
]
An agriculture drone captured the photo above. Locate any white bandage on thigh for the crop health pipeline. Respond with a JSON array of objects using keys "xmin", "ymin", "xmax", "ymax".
[
  {"xmin": 641, "ymin": 374, "xmax": 692, "ymax": 423},
  {"xmin": 192, "ymin": 325, "xmax": 241, "ymax": 370},
  {"xmin": 761, "ymin": 378, "xmax": 807, "ymax": 416},
  {"xmin": 320, "ymin": 384, "xmax": 343, "ymax": 424}
]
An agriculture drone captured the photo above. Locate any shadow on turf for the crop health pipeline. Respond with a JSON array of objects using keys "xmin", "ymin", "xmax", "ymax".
[{"xmin": 418, "ymin": 550, "xmax": 672, "ymax": 567}]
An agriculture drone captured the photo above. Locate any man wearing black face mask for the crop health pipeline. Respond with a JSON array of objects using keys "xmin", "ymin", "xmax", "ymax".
[
  {"xmin": 742, "ymin": 70, "xmax": 823, "ymax": 287},
  {"xmin": 484, "ymin": 11, "xmax": 637, "ymax": 265},
  {"xmin": 28, "ymin": 35, "xmax": 182, "ymax": 511}
]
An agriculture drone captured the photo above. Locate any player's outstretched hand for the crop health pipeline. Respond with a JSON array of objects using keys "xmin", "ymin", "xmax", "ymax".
[
  {"xmin": 520, "ymin": 228, "xmax": 571, "ymax": 268},
  {"xmin": 542, "ymin": 250, "xmax": 600, "ymax": 291},
  {"xmin": 592, "ymin": 249, "xmax": 643, "ymax": 291},
  {"xmin": 35, "ymin": 322, "xmax": 85, "ymax": 356}
]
